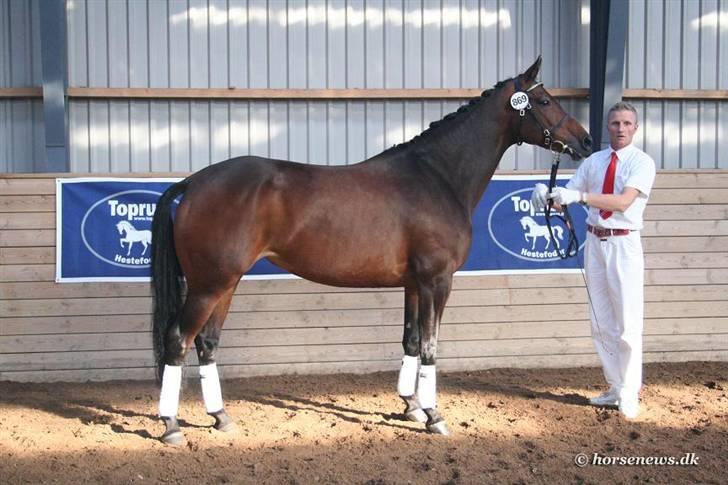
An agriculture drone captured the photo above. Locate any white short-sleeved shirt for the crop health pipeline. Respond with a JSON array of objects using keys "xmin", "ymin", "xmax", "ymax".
[{"xmin": 566, "ymin": 144, "xmax": 656, "ymax": 230}]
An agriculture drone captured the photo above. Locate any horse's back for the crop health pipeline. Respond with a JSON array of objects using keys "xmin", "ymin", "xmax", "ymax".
[{"xmin": 174, "ymin": 154, "xmax": 471, "ymax": 288}]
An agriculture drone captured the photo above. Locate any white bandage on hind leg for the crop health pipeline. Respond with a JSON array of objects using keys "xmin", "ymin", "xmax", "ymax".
[
  {"xmin": 397, "ymin": 355, "xmax": 419, "ymax": 396},
  {"xmin": 417, "ymin": 365, "xmax": 437, "ymax": 409},
  {"xmin": 199, "ymin": 363, "xmax": 224, "ymax": 414},
  {"xmin": 159, "ymin": 365, "xmax": 182, "ymax": 417}
]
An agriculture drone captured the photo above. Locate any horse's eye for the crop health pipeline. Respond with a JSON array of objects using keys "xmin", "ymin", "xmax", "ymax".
[{"xmin": 540, "ymin": 99, "xmax": 550, "ymax": 106}]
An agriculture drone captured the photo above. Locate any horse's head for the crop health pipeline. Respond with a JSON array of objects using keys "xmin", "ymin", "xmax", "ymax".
[
  {"xmin": 519, "ymin": 216, "xmax": 531, "ymax": 229},
  {"xmin": 509, "ymin": 56, "xmax": 593, "ymax": 160},
  {"xmin": 116, "ymin": 221, "xmax": 125, "ymax": 234}
]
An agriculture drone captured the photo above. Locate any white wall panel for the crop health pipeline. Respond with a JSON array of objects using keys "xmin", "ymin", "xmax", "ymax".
[{"xmin": 3, "ymin": 1, "xmax": 728, "ymax": 173}]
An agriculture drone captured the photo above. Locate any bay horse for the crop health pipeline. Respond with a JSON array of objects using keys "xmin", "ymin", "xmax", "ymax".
[{"xmin": 151, "ymin": 57, "xmax": 593, "ymax": 445}]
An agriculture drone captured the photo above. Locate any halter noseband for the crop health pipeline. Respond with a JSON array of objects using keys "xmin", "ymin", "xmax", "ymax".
[{"xmin": 513, "ymin": 77, "xmax": 569, "ymax": 150}]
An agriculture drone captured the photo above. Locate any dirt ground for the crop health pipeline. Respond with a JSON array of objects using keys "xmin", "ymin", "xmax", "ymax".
[{"xmin": 1, "ymin": 362, "xmax": 726, "ymax": 484}]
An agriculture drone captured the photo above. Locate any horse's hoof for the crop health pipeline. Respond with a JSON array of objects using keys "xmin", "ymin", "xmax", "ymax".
[
  {"xmin": 215, "ymin": 420, "xmax": 237, "ymax": 433},
  {"xmin": 405, "ymin": 407, "xmax": 428, "ymax": 423},
  {"xmin": 160, "ymin": 429, "xmax": 186, "ymax": 446},
  {"xmin": 426, "ymin": 420, "xmax": 450, "ymax": 436},
  {"xmin": 400, "ymin": 395, "xmax": 427, "ymax": 423},
  {"xmin": 210, "ymin": 410, "xmax": 237, "ymax": 433}
]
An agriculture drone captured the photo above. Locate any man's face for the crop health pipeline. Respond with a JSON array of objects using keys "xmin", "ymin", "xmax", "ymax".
[{"xmin": 607, "ymin": 109, "xmax": 638, "ymax": 150}]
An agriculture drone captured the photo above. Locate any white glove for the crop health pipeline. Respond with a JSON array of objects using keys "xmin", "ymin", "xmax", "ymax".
[
  {"xmin": 549, "ymin": 187, "xmax": 582, "ymax": 206},
  {"xmin": 531, "ymin": 183, "xmax": 549, "ymax": 211}
]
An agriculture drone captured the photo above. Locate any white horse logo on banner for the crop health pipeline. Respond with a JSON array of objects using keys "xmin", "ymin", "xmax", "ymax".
[
  {"xmin": 519, "ymin": 216, "xmax": 563, "ymax": 250},
  {"xmin": 116, "ymin": 220, "xmax": 152, "ymax": 256}
]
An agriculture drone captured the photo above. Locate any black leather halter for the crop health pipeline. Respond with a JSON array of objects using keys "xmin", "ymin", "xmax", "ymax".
[{"xmin": 512, "ymin": 77, "xmax": 569, "ymax": 150}]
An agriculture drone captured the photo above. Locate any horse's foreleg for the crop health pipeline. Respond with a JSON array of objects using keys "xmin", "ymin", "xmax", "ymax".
[
  {"xmin": 398, "ymin": 286, "xmax": 426, "ymax": 422},
  {"xmin": 195, "ymin": 288, "xmax": 236, "ymax": 433},
  {"xmin": 158, "ymin": 290, "xmax": 223, "ymax": 445},
  {"xmin": 416, "ymin": 274, "xmax": 453, "ymax": 435}
]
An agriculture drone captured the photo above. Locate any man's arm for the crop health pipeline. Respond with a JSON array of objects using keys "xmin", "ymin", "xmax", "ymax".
[
  {"xmin": 581, "ymin": 187, "xmax": 642, "ymax": 212},
  {"xmin": 550, "ymin": 186, "xmax": 642, "ymax": 212}
]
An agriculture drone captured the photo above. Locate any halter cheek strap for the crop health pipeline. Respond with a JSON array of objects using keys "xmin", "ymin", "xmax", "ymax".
[{"xmin": 513, "ymin": 78, "xmax": 567, "ymax": 149}]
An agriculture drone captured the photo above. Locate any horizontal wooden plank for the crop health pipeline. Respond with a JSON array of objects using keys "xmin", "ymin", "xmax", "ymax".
[
  {"xmin": 2, "ymin": 302, "xmax": 726, "ymax": 342},
  {"xmin": 0, "ymin": 178, "xmax": 56, "ymax": 195},
  {"xmin": 0, "ymin": 314, "xmax": 151, "ymax": 335},
  {"xmin": 641, "ymin": 236, "xmax": 728, "ymax": 253},
  {"xmin": 643, "ymin": 253, "xmax": 728, "ymax": 269},
  {"xmin": 0, "ymin": 195, "xmax": 55, "ymax": 213},
  {"xmin": 644, "ymin": 268, "xmax": 728, "ymax": 285},
  {"xmin": 0, "ymin": 264, "xmax": 53, "ymax": 282},
  {"xmin": 0, "ymin": 230, "xmax": 54, "ymax": 247},
  {"xmin": 642, "ymin": 220, "xmax": 728, "ymax": 236},
  {"xmin": 644, "ymin": 204, "xmax": 728, "ymax": 221},
  {"xmin": 445, "ymin": 334, "xmax": 726, "ymax": 360},
  {"xmin": 623, "ymin": 88, "xmax": 728, "ymax": 100},
  {"xmin": 4, "ymin": 285, "xmax": 727, "ymax": 317},
  {"xmin": 2, "ymin": 333, "xmax": 724, "ymax": 372},
  {"xmin": 0, "ymin": 247, "xmax": 54, "ymax": 265},
  {"xmin": 651, "ymin": 172, "xmax": 728, "ymax": 188},
  {"xmin": 648, "ymin": 188, "xmax": 728, "ymax": 204},
  {"xmin": 1, "ymin": 317, "xmax": 723, "ymax": 353},
  {"xmin": 66, "ymin": 87, "xmax": 589, "ymax": 100},
  {"xmin": 0, "ymin": 213, "xmax": 55, "ymax": 230},
  {"xmin": 12, "ymin": 274, "xmax": 724, "ymax": 300},
  {"xmin": 0, "ymin": 87, "xmax": 42, "ymax": 98},
  {"xmin": 3, "ymin": 291, "xmax": 724, "ymax": 335},
  {"xmin": 7, "ymin": 86, "xmax": 728, "ymax": 102}
]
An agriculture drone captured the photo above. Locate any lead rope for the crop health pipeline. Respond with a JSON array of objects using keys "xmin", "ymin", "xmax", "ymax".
[{"xmin": 546, "ymin": 143, "xmax": 614, "ymax": 357}]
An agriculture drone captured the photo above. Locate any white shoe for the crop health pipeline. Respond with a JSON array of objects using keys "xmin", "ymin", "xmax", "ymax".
[
  {"xmin": 589, "ymin": 389, "xmax": 619, "ymax": 407},
  {"xmin": 619, "ymin": 397, "xmax": 640, "ymax": 419}
]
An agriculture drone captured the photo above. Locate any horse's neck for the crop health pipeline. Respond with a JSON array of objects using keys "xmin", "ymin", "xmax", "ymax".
[{"xmin": 414, "ymin": 92, "xmax": 514, "ymax": 212}]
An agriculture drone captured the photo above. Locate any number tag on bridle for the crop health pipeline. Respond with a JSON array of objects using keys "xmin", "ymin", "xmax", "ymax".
[{"xmin": 510, "ymin": 92, "xmax": 529, "ymax": 111}]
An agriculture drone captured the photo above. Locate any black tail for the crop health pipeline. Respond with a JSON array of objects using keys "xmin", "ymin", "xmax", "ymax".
[{"xmin": 151, "ymin": 179, "xmax": 189, "ymax": 380}]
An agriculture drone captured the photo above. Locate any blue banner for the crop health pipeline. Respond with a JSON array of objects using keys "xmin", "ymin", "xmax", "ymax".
[{"xmin": 56, "ymin": 176, "xmax": 587, "ymax": 282}]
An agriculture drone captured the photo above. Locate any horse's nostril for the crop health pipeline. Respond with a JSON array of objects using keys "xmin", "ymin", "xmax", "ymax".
[{"xmin": 582, "ymin": 135, "xmax": 593, "ymax": 149}]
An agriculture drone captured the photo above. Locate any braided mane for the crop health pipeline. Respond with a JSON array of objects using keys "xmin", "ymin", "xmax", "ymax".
[{"xmin": 384, "ymin": 78, "xmax": 512, "ymax": 154}]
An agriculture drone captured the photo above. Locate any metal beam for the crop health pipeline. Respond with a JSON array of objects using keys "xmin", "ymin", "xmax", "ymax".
[
  {"xmin": 590, "ymin": 0, "xmax": 629, "ymax": 150},
  {"xmin": 39, "ymin": 0, "xmax": 68, "ymax": 172}
]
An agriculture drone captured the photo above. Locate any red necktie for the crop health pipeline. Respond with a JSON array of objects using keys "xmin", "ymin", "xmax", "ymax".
[{"xmin": 600, "ymin": 152, "xmax": 618, "ymax": 219}]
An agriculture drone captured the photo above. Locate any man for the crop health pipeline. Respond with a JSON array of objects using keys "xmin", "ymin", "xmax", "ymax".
[{"xmin": 532, "ymin": 102, "xmax": 656, "ymax": 419}]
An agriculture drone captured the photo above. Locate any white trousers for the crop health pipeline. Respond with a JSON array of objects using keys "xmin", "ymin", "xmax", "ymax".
[{"xmin": 584, "ymin": 231, "xmax": 644, "ymax": 400}]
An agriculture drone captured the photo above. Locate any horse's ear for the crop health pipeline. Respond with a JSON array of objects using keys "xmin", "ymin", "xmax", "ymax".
[{"xmin": 523, "ymin": 55, "xmax": 542, "ymax": 82}]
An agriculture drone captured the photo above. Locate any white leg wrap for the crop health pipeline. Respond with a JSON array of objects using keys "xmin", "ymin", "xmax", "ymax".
[
  {"xmin": 199, "ymin": 363, "xmax": 224, "ymax": 414},
  {"xmin": 397, "ymin": 355, "xmax": 419, "ymax": 396},
  {"xmin": 159, "ymin": 365, "xmax": 182, "ymax": 418},
  {"xmin": 417, "ymin": 365, "xmax": 437, "ymax": 409}
]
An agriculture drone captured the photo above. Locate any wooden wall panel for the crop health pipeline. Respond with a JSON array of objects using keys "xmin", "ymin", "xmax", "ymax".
[{"xmin": 0, "ymin": 171, "xmax": 726, "ymax": 382}]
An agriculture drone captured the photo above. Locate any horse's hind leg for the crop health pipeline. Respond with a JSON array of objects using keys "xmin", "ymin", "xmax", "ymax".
[
  {"xmin": 195, "ymin": 287, "xmax": 236, "ymax": 433},
  {"xmin": 158, "ymin": 289, "xmax": 226, "ymax": 445},
  {"xmin": 398, "ymin": 286, "xmax": 426, "ymax": 422}
]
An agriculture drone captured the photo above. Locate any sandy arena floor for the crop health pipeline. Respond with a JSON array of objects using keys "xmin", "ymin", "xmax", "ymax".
[{"xmin": 1, "ymin": 362, "xmax": 726, "ymax": 484}]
